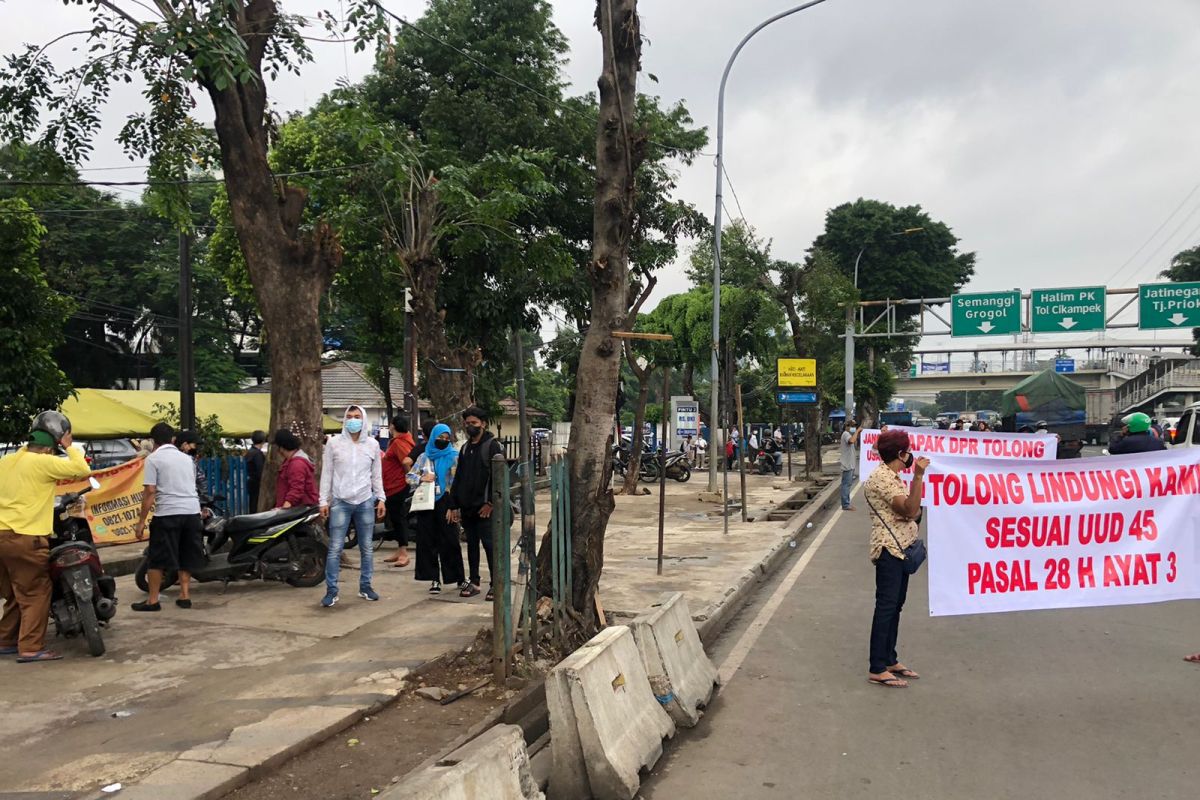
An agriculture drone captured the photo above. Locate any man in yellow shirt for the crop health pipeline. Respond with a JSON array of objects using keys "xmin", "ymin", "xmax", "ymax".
[{"xmin": 0, "ymin": 412, "xmax": 91, "ymax": 662}]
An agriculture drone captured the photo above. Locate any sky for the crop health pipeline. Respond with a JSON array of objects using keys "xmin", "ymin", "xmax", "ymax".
[{"xmin": 5, "ymin": 0, "xmax": 1200, "ymax": 360}]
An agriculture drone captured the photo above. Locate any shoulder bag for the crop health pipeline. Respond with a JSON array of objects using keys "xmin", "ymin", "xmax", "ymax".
[{"xmin": 864, "ymin": 493, "xmax": 927, "ymax": 575}]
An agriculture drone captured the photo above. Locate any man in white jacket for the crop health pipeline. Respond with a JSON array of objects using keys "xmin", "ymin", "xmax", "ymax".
[{"xmin": 318, "ymin": 405, "xmax": 385, "ymax": 607}]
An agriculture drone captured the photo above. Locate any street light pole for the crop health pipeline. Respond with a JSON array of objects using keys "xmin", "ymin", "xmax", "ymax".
[{"xmin": 709, "ymin": 0, "xmax": 831, "ymax": 494}]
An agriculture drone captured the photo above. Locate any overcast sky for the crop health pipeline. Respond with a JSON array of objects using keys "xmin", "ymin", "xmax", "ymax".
[{"xmin": 6, "ymin": 0, "xmax": 1200, "ymax": 353}]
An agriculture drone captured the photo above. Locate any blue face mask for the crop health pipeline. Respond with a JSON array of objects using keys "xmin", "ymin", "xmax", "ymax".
[{"xmin": 345, "ymin": 418, "xmax": 363, "ymax": 434}]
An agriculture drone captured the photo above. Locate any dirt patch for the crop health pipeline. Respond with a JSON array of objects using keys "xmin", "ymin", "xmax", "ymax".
[{"xmin": 226, "ymin": 631, "xmax": 518, "ymax": 800}]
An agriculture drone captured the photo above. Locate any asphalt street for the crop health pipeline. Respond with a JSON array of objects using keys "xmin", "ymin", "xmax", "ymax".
[{"xmin": 640, "ymin": 482, "xmax": 1200, "ymax": 800}]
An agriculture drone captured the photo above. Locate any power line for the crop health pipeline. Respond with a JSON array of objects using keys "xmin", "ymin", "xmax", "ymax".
[
  {"xmin": 1118, "ymin": 195, "xmax": 1200, "ymax": 286},
  {"xmin": 1105, "ymin": 180, "xmax": 1200, "ymax": 285},
  {"xmin": 721, "ymin": 163, "xmax": 749, "ymax": 224}
]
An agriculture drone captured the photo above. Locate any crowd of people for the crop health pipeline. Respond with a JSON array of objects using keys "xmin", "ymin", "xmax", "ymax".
[{"xmin": 0, "ymin": 403, "xmax": 514, "ymax": 663}]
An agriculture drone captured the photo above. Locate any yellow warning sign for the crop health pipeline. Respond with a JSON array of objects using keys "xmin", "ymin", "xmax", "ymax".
[{"xmin": 777, "ymin": 358, "xmax": 817, "ymax": 388}]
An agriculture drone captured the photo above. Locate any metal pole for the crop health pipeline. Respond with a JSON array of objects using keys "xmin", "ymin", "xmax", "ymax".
[
  {"xmin": 178, "ymin": 229, "xmax": 195, "ymax": 430},
  {"xmin": 722, "ymin": 343, "xmax": 731, "ymax": 536},
  {"xmin": 513, "ymin": 330, "xmax": 536, "ymax": 652},
  {"xmin": 736, "ymin": 383, "xmax": 748, "ymax": 522},
  {"xmin": 710, "ymin": 0, "xmax": 831, "ymax": 495},
  {"xmin": 844, "ymin": 303, "xmax": 855, "ymax": 424},
  {"xmin": 490, "ymin": 454, "xmax": 509, "ymax": 682},
  {"xmin": 404, "ymin": 291, "xmax": 419, "ymax": 428},
  {"xmin": 658, "ymin": 366, "xmax": 670, "ymax": 576}
]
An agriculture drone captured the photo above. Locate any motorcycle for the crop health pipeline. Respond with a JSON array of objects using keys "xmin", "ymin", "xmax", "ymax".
[
  {"xmin": 49, "ymin": 477, "xmax": 116, "ymax": 657},
  {"xmin": 755, "ymin": 449, "xmax": 782, "ymax": 476},
  {"xmin": 661, "ymin": 451, "xmax": 692, "ymax": 482},
  {"xmin": 611, "ymin": 444, "xmax": 660, "ymax": 481},
  {"xmin": 135, "ymin": 505, "xmax": 326, "ymax": 592}
]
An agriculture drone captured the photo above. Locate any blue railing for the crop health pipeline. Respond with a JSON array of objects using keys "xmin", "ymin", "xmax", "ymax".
[{"xmin": 198, "ymin": 456, "xmax": 250, "ymax": 516}]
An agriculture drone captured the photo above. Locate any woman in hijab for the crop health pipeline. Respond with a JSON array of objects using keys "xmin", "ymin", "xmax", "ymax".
[{"xmin": 407, "ymin": 423, "xmax": 465, "ymax": 594}]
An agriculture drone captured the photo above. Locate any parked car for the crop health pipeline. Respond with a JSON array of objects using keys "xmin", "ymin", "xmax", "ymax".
[
  {"xmin": 913, "ymin": 417, "xmax": 934, "ymax": 428},
  {"xmin": 83, "ymin": 439, "xmax": 140, "ymax": 469}
]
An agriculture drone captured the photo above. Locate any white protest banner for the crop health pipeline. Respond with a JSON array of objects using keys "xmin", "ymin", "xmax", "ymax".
[
  {"xmin": 925, "ymin": 448, "xmax": 1200, "ymax": 616},
  {"xmin": 857, "ymin": 426, "xmax": 1057, "ymax": 494}
]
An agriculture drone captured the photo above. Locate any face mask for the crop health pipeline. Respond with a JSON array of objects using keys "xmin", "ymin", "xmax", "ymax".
[
  {"xmin": 901, "ymin": 452, "xmax": 915, "ymax": 468},
  {"xmin": 345, "ymin": 419, "xmax": 363, "ymax": 434},
  {"xmin": 434, "ymin": 439, "xmax": 450, "ymax": 450},
  {"xmin": 465, "ymin": 424, "xmax": 482, "ymax": 438}
]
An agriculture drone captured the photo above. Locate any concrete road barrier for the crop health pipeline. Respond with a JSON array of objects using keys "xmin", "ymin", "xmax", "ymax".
[
  {"xmin": 380, "ymin": 724, "xmax": 543, "ymax": 800},
  {"xmin": 630, "ymin": 592, "xmax": 719, "ymax": 727},
  {"xmin": 547, "ymin": 625, "xmax": 676, "ymax": 800}
]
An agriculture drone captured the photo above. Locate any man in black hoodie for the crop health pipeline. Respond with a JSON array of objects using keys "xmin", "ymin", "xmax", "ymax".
[{"xmin": 449, "ymin": 406, "xmax": 505, "ymax": 600}]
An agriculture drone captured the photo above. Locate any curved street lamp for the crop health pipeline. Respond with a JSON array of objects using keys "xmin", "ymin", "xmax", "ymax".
[{"xmin": 708, "ymin": 0, "xmax": 832, "ymax": 494}]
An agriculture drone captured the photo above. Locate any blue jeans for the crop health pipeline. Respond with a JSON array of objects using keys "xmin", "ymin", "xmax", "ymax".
[
  {"xmin": 841, "ymin": 468, "xmax": 856, "ymax": 509},
  {"xmin": 326, "ymin": 498, "xmax": 376, "ymax": 594}
]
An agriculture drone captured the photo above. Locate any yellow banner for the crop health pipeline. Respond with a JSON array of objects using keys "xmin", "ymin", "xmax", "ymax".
[
  {"xmin": 777, "ymin": 357, "xmax": 817, "ymax": 387},
  {"xmin": 56, "ymin": 458, "xmax": 149, "ymax": 547}
]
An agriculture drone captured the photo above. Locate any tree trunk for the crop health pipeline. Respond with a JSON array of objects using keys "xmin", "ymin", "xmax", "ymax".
[
  {"xmin": 379, "ymin": 352, "xmax": 394, "ymax": 422},
  {"xmin": 409, "ymin": 256, "xmax": 478, "ymax": 431},
  {"xmin": 200, "ymin": 1, "xmax": 340, "ymax": 510},
  {"xmin": 560, "ymin": 0, "xmax": 644, "ymax": 634},
  {"xmin": 805, "ymin": 406, "xmax": 821, "ymax": 473},
  {"xmin": 623, "ymin": 375, "xmax": 651, "ymax": 495},
  {"xmin": 681, "ymin": 361, "xmax": 695, "ymax": 398}
]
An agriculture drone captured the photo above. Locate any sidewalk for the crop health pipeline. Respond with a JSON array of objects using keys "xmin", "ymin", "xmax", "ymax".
[{"xmin": 0, "ymin": 465, "xmax": 836, "ymax": 798}]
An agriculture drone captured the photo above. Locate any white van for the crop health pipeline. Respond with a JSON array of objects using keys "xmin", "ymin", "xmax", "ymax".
[{"xmin": 1165, "ymin": 405, "xmax": 1200, "ymax": 447}]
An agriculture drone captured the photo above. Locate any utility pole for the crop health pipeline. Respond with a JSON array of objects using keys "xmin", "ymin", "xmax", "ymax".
[
  {"xmin": 178, "ymin": 228, "xmax": 195, "ymax": 430},
  {"xmin": 403, "ymin": 288, "xmax": 418, "ymax": 428},
  {"xmin": 709, "ymin": 0, "xmax": 832, "ymax": 495}
]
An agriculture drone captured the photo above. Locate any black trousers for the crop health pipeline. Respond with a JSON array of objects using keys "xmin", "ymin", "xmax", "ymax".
[
  {"xmin": 869, "ymin": 550, "xmax": 910, "ymax": 674},
  {"xmin": 413, "ymin": 499, "xmax": 464, "ymax": 585},
  {"xmin": 384, "ymin": 492, "xmax": 410, "ymax": 547},
  {"xmin": 461, "ymin": 507, "xmax": 494, "ymax": 586}
]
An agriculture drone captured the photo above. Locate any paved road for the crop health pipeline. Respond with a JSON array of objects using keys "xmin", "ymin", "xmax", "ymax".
[{"xmin": 641, "ymin": 485, "xmax": 1200, "ymax": 800}]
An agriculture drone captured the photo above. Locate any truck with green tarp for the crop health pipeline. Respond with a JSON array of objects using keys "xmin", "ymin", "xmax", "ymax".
[{"xmin": 999, "ymin": 369, "xmax": 1086, "ymax": 458}]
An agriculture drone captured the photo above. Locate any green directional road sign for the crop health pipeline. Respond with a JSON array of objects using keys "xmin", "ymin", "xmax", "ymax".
[
  {"xmin": 1030, "ymin": 286, "xmax": 1106, "ymax": 333},
  {"xmin": 1140, "ymin": 282, "xmax": 1200, "ymax": 330},
  {"xmin": 951, "ymin": 290, "xmax": 1021, "ymax": 336}
]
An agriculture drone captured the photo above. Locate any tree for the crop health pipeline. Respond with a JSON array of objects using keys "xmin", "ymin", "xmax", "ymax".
[
  {"xmin": 1161, "ymin": 244, "xmax": 1200, "ymax": 355},
  {"xmin": 360, "ymin": 0, "xmax": 705, "ymax": 422},
  {"xmin": 0, "ymin": 0, "xmax": 390, "ymax": 500},
  {"xmin": 0, "ymin": 199, "xmax": 73, "ymax": 441},
  {"xmin": 558, "ymin": 0, "xmax": 644, "ymax": 637},
  {"xmin": 810, "ymin": 199, "xmax": 974, "ymax": 424}
]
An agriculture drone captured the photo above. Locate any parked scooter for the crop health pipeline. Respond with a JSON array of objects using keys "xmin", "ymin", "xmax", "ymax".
[
  {"xmin": 49, "ymin": 477, "xmax": 116, "ymax": 657},
  {"xmin": 611, "ymin": 444, "xmax": 660, "ymax": 481},
  {"xmin": 661, "ymin": 451, "xmax": 692, "ymax": 482},
  {"xmin": 135, "ymin": 505, "xmax": 326, "ymax": 592}
]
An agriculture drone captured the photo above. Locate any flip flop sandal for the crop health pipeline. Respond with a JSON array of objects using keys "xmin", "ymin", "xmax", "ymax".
[
  {"xmin": 17, "ymin": 650, "xmax": 63, "ymax": 663},
  {"xmin": 460, "ymin": 584, "xmax": 481, "ymax": 598},
  {"xmin": 889, "ymin": 667, "xmax": 920, "ymax": 679},
  {"xmin": 868, "ymin": 676, "xmax": 908, "ymax": 688},
  {"xmin": 0, "ymin": 646, "xmax": 18, "ymax": 656},
  {"xmin": 1184, "ymin": 654, "xmax": 1200, "ymax": 664},
  {"xmin": 485, "ymin": 587, "xmax": 495, "ymax": 602}
]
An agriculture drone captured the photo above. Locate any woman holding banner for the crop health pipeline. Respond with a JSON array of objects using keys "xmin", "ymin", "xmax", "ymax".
[{"xmin": 864, "ymin": 429, "xmax": 929, "ymax": 689}]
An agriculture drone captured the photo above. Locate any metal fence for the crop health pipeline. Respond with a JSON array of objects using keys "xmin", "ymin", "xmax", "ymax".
[
  {"xmin": 197, "ymin": 455, "xmax": 250, "ymax": 515},
  {"xmin": 548, "ymin": 454, "xmax": 573, "ymax": 646}
]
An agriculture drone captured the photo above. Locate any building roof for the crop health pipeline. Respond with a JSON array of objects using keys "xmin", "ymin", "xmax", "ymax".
[
  {"xmin": 498, "ymin": 396, "xmax": 548, "ymax": 418},
  {"xmin": 244, "ymin": 360, "xmax": 428, "ymax": 411}
]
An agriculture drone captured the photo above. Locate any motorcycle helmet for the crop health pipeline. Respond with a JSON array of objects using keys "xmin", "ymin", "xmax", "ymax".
[{"xmin": 31, "ymin": 410, "xmax": 72, "ymax": 443}]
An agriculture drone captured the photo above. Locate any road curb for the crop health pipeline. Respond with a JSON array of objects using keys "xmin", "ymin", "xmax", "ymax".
[{"xmin": 696, "ymin": 472, "xmax": 839, "ymax": 646}]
